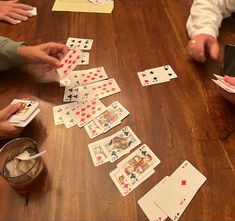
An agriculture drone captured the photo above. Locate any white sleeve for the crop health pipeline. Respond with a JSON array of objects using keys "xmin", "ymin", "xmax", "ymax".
[{"xmin": 186, "ymin": 0, "xmax": 235, "ymax": 38}]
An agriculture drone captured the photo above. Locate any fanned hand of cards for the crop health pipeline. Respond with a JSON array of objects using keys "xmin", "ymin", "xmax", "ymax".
[
  {"xmin": 138, "ymin": 160, "xmax": 206, "ymax": 221},
  {"xmin": 88, "ymin": 126, "xmax": 141, "ymax": 166},
  {"xmin": 9, "ymin": 99, "xmax": 40, "ymax": 127},
  {"xmin": 56, "ymin": 47, "xmax": 86, "ymax": 86},
  {"xmin": 212, "ymin": 74, "xmax": 235, "ymax": 93},
  {"xmin": 138, "ymin": 65, "xmax": 177, "ymax": 86},
  {"xmin": 109, "ymin": 144, "xmax": 161, "ymax": 196}
]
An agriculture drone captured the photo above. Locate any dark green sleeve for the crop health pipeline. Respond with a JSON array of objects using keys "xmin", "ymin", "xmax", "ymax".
[{"xmin": 0, "ymin": 36, "xmax": 26, "ymax": 70}]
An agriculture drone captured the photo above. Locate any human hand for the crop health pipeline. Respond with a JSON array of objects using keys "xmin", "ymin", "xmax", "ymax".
[
  {"xmin": 18, "ymin": 42, "xmax": 68, "ymax": 69},
  {"xmin": 0, "ymin": 103, "xmax": 23, "ymax": 140},
  {"xmin": 187, "ymin": 34, "xmax": 219, "ymax": 62},
  {"xmin": 0, "ymin": 0, "xmax": 33, "ymax": 25}
]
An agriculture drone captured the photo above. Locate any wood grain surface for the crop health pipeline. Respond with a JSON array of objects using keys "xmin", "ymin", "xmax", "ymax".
[{"xmin": 0, "ymin": 0, "xmax": 235, "ymax": 220}]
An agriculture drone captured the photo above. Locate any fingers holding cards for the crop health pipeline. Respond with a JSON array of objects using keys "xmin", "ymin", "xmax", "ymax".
[{"xmin": 8, "ymin": 99, "xmax": 40, "ymax": 127}]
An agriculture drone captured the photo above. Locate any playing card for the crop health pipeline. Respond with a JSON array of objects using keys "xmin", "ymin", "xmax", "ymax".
[
  {"xmin": 29, "ymin": 7, "xmax": 37, "ymax": 16},
  {"xmin": 86, "ymin": 78, "xmax": 121, "ymax": 99},
  {"xmin": 88, "ymin": 141, "xmax": 109, "ymax": 166},
  {"xmin": 137, "ymin": 71, "xmax": 154, "ymax": 87},
  {"xmin": 213, "ymin": 74, "xmax": 235, "ymax": 92},
  {"xmin": 212, "ymin": 79, "xmax": 235, "ymax": 93},
  {"xmin": 9, "ymin": 99, "xmax": 39, "ymax": 122},
  {"xmin": 117, "ymin": 144, "xmax": 161, "ymax": 184},
  {"xmin": 66, "ymin": 37, "xmax": 93, "ymax": 50},
  {"xmin": 70, "ymin": 97, "xmax": 107, "ymax": 127},
  {"xmin": 89, "ymin": 0, "xmax": 110, "ymax": 5},
  {"xmin": 110, "ymin": 167, "xmax": 155, "ymax": 196},
  {"xmin": 158, "ymin": 65, "xmax": 177, "ymax": 79},
  {"xmin": 74, "ymin": 66, "xmax": 108, "ymax": 86},
  {"xmin": 60, "ymin": 103, "xmax": 77, "ymax": 128},
  {"xmin": 52, "ymin": 104, "xmax": 69, "ymax": 125},
  {"xmin": 101, "ymin": 126, "xmax": 141, "ymax": 162},
  {"xmin": 78, "ymin": 52, "xmax": 89, "ymax": 65},
  {"xmin": 94, "ymin": 101, "xmax": 129, "ymax": 132},
  {"xmin": 56, "ymin": 47, "xmax": 85, "ymax": 86},
  {"xmin": 153, "ymin": 160, "xmax": 206, "ymax": 221},
  {"xmin": 144, "ymin": 67, "xmax": 171, "ymax": 85},
  {"xmin": 63, "ymin": 85, "xmax": 94, "ymax": 103},
  {"xmin": 12, "ymin": 108, "xmax": 40, "ymax": 127},
  {"xmin": 84, "ymin": 120, "xmax": 104, "ymax": 139},
  {"xmin": 138, "ymin": 176, "xmax": 169, "ymax": 221}
]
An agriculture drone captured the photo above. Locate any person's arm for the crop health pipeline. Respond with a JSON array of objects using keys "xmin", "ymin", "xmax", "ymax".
[
  {"xmin": 0, "ymin": 37, "xmax": 68, "ymax": 70},
  {"xmin": 186, "ymin": 0, "xmax": 235, "ymax": 62},
  {"xmin": 0, "ymin": 36, "xmax": 26, "ymax": 70},
  {"xmin": 186, "ymin": 0, "xmax": 235, "ymax": 39}
]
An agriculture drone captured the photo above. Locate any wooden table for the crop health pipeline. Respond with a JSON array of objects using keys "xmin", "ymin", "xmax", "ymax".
[{"xmin": 1, "ymin": 0, "xmax": 235, "ymax": 220}]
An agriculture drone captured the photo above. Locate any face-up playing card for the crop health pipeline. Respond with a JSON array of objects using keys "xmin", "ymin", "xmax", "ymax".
[
  {"xmin": 101, "ymin": 126, "xmax": 141, "ymax": 162},
  {"xmin": 63, "ymin": 85, "xmax": 94, "ymax": 103},
  {"xmin": 66, "ymin": 37, "xmax": 93, "ymax": 50},
  {"xmin": 117, "ymin": 144, "xmax": 161, "ymax": 185},
  {"xmin": 110, "ymin": 168, "xmax": 155, "ymax": 197},
  {"xmin": 86, "ymin": 78, "xmax": 121, "ymax": 99},
  {"xmin": 138, "ymin": 176, "xmax": 169, "ymax": 221},
  {"xmin": 9, "ymin": 99, "xmax": 39, "ymax": 122},
  {"xmin": 56, "ymin": 47, "xmax": 85, "ymax": 86},
  {"xmin": 74, "ymin": 66, "xmax": 108, "ymax": 86},
  {"xmin": 60, "ymin": 103, "xmax": 77, "ymax": 128},
  {"xmin": 84, "ymin": 120, "xmax": 104, "ymax": 139},
  {"xmin": 53, "ymin": 104, "xmax": 69, "ymax": 125},
  {"xmin": 89, "ymin": 0, "xmax": 110, "ymax": 5},
  {"xmin": 158, "ymin": 65, "xmax": 177, "ymax": 79},
  {"xmin": 12, "ymin": 108, "xmax": 40, "ymax": 127},
  {"xmin": 144, "ymin": 67, "xmax": 171, "ymax": 85},
  {"xmin": 94, "ymin": 101, "xmax": 129, "ymax": 132},
  {"xmin": 153, "ymin": 161, "xmax": 206, "ymax": 221},
  {"xmin": 88, "ymin": 141, "xmax": 109, "ymax": 166},
  {"xmin": 70, "ymin": 97, "xmax": 107, "ymax": 128},
  {"xmin": 78, "ymin": 52, "xmax": 89, "ymax": 65},
  {"xmin": 138, "ymin": 65, "xmax": 177, "ymax": 86}
]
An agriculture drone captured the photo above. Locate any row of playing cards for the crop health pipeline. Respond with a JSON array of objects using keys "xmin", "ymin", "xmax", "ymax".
[
  {"xmin": 53, "ymin": 100, "xmax": 129, "ymax": 132},
  {"xmin": 138, "ymin": 65, "xmax": 177, "ymax": 86},
  {"xmin": 63, "ymin": 78, "xmax": 121, "ymax": 102},
  {"xmin": 88, "ymin": 126, "xmax": 141, "ymax": 166},
  {"xmin": 138, "ymin": 160, "xmax": 206, "ymax": 221},
  {"xmin": 9, "ymin": 99, "xmax": 40, "ymax": 127},
  {"xmin": 84, "ymin": 101, "xmax": 129, "ymax": 138},
  {"xmin": 212, "ymin": 74, "xmax": 235, "ymax": 93},
  {"xmin": 110, "ymin": 144, "xmax": 161, "ymax": 196}
]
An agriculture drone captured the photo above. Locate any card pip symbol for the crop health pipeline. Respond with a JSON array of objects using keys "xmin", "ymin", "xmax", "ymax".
[{"xmin": 181, "ymin": 180, "xmax": 186, "ymax": 185}]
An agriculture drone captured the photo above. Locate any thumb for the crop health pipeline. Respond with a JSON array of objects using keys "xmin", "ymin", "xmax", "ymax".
[
  {"xmin": 224, "ymin": 75, "xmax": 235, "ymax": 86},
  {"xmin": 0, "ymin": 103, "xmax": 22, "ymax": 120},
  {"xmin": 207, "ymin": 38, "xmax": 219, "ymax": 60}
]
